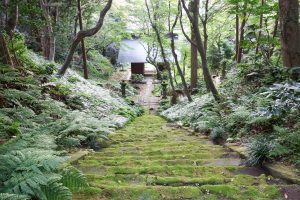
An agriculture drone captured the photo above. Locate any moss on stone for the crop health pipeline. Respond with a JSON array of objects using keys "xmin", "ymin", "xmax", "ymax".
[{"xmin": 74, "ymin": 114, "xmax": 281, "ymax": 200}]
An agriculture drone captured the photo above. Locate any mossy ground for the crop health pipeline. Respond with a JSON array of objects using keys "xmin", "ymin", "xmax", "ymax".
[{"xmin": 74, "ymin": 114, "xmax": 281, "ymax": 200}]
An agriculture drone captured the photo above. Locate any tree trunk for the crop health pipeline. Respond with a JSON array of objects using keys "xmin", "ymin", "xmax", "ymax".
[
  {"xmin": 0, "ymin": 34, "xmax": 13, "ymax": 65},
  {"xmin": 145, "ymin": 0, "xmax": 176, "ymax": 95},
  {"xmin": 279, "ymin": 0, "xmax": 300, "ymax": 69},
  {"xmin": 170, "ymin": 14, "xmax": 192, "ymax": 102},
  {"xmin": 77, "ymin": 0, "xmax": 88, "ymax": 79},
  {"xmin": 40, "ymin": 0, "xmax": 56, "ymax": 61},
  {"xmin": 235, "ymin": 6, "xmax": 239, "ymax": 62},
  {"xmin": 268, "ymin": 15, "xmax": 279, "ymax": 59},
  {"xmin": 182, "ymin": 0, "xmax": 220, "ymax": 102},
  {"xmin": 255, "ymin": 0, "xmax": 264, "ymax": 55},
  {"xmin": 203, "ymin": 0, "xmax": 209, "ymax": 53},
  {"xmin": 237, "ymin": 11, "xmax": 247, "ymax": 64},
  {"xmin": 190, "ymin": 3, "xmax": 198, "ymax": 89},
  {"xmin": 57, "ymin": 0, "xmax": 113, "ymax": 76}
]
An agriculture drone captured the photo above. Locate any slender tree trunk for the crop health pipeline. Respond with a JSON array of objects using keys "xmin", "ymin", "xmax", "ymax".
[
  {"xmin": 181, "ymin": 0, "xmax": 220, "ymax": 102},
  {"xmin": 57, "ymin": 0, "xmax": 113, "ymax": 76},
  {"xmin": 0, "ymin": 34, "xmax": 13, "ymax": 65},
  {"xmin": 40, "ymin": 0, "xmax": 56, "ymax": 61},
  {"xmin": 170, "ymin": 14, "xmax": 192, "ymax": 102},
  {"xmin": 279, "ymin": 0, "xmax": 300, "ymax": 69},
  {"xmin": 255, "ymin": 0, "xmax": 264, "ymax": 55},
  {"xmin": 268, "ymin": 16, "xmax": 279, "ymax": 59},
  {"xmin": 77, "ymin": 0, "xmax": 88, "ymax": 79},
  {"xmin": 145, "ymin": 0, "xmax": 176, "ymax": 94},
  {"xmin": 237, "ymin": 11, "xmax": 247, "ymax": 63},
  {"xmin": 203, "ymin": 0, "xmax": 209, "ymax": 53},
  {"xmin": 190, "ymin": 2, "xmax": 198, "ymax": 89},
  {"xmin": 0, "ymin": 0, "xmax": 18, "ymax": 66},
  {"xmin": 235, "ymin": 6, "xmax": 239, "ymax": 62},
  {"xmin": 171, "ymin": 38, "xmax": 192, "ymax": 101}
]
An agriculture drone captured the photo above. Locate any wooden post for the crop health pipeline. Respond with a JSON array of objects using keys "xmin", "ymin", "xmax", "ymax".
[{"xmin": 77, "ymin": 0, "xmax": 88, "ymax": 79}]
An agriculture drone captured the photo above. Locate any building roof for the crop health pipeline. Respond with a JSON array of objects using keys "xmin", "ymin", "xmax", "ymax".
[
  {"xmin": 117, "ymin": 38, "xmax": 181, "ymax": 64},
  {"xmin": 117, "ymin": 39, "xmax": 148, "ymax": 63}
]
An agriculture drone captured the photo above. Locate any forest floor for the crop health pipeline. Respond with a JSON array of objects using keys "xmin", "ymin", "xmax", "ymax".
[{"xmin": 73, "ymin": 112, "xmax": 298, "ymax": 200}]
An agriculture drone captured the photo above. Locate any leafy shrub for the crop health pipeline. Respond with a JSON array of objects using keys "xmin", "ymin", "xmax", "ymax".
[
  {"xmin": 67, "ymin": 76, "xmax": 80, "ymax": 83},
  {"xmin": 85, "ymin": 50, "xmax": 114, "ymax": 79},
  {"xmin": 224, "ymin": 106, "xmax": 252, "ymax": 135},
  {"xmin": 131, "ymin": 74, "xmax": 144, "ymax": 83},
  {"xmin": 210, "ymin": 127, "xmax": 227, "ymax": 144},
  {"xmin": 246, "ymin": 138, "xmax": 273, "ymax": 166},
  {"xmin": 3, "ymin": 89, "xmax": 39, "ymax": 110},
  {"xmin": 246, "ymin": 116, "xmax": 274, "ymax": 134},
  {"xmin": 259, "ymin": 82, "xmax": 300, "ymax": 118}
]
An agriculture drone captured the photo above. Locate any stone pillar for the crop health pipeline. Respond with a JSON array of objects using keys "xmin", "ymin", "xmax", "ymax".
[
  {"xmin": 161, "ymin": 81, "xmax": 168, "ymax": 99},
  {"xmin": 121, "ymin": 80, "xmax": 127, "ymax": 98}
]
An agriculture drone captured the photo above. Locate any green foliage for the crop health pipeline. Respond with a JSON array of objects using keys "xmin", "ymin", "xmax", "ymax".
[
  {"xmin": 224, "ymin": 106, "xmax": 252, "ymax": 136},
  {"xmin": 210, "ymin": 127, "xmax": 227, "ymax": 144},
  {"xmin": 131, "ymin": 74, "xmax": 144, "ymax": 83},
  {"xmin": 85, "ymin": 51, "xmax": 114, "ymax": 79},
  {"xmin": 61, "ymin": 166, "xmax": 89, "ymax": 192},
  {"xmin": 246, "ymin": 138, "xmax": 273, "ymax": 166},
  {"xmin": 50, "ymin": 84, "xmax": 72, "ymax": 97},
  {"xmin": 41, "ymin": 177, "xmax": 72, "ymax": 200},
  {"xmin": 3, "ymin": 89, "xmax": 39, "ymax": 110}
]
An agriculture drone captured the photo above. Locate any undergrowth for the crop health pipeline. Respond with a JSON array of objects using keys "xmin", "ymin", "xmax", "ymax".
[
  {"xmin": 0, "ymin": 34, "xmax": 141, "ymax": 199},
  {"xmin": 161, "ymin": 64, "xmax": 300, "ymax": 166}
]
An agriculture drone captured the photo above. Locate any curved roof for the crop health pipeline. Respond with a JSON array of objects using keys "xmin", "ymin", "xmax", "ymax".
[{"xmin": 117, "ymin": 39, "xmax": 148, "ymax": 63}]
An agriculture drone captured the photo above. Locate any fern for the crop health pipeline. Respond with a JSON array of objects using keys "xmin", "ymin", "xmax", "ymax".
[
  {"xmin": 41, "ymin": 177, "xmax": 72, "ymax": 200},
  {"xmin": 0, "ymin": 193, "xmax": 29, "ymax": 200},
  {"xmin": 61, "ymin": 166, "xmax": 89, "ymax": 192},
  {"xmin": 3, "ymin": 89, "xmax": 39, "ymax": 109}
]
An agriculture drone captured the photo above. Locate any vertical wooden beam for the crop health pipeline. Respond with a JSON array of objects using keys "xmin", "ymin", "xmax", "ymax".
[{"xmin": 77, "ymin": 0, "xmax": 88, "ymax": 79}]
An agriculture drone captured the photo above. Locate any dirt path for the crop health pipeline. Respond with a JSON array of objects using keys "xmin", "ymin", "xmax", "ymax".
[{"xmin": 74, "ymin": 114, "xmax": 289, "ymax": 200}]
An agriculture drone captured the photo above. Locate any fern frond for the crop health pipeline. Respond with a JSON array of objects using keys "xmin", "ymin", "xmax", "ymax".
[
  {"xmin": 42, "ymin": 179, "xmax": 72, "ymax": 200},
  {"xmin": 61, "ymin": 166, "xmax": 89, "ymax": 192}
]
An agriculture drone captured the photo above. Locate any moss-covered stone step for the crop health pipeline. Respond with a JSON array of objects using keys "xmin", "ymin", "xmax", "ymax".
[
  {"xmin": 86, "ymin": 174, "xmax": 231, "ymax": 187},
  {"xmin": 74, "ymin": 114, "xmax": 282, "ymax": 200},
  {"xmin": 103, "ymin": 143, "xmax": 221, "ymax": 153},
  {"xmin": 77, "ymin": 165, "xmax": 240, "ymax": 177},
  {"xmin": 89, "ymin": 148, "xmax": 227, "ymax": 157},
  {"xmin": 78, "ymin": 158, "xmax": 242, "ymax": 167},
  {"xmin": 77, "ymin": 184, "xmax": 280, "ymax": 200},
  {"xmin": 81, "ymin": 152, "xmax": 237, "ymax": 162}
]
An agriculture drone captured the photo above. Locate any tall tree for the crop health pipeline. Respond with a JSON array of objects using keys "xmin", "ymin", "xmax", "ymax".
[
  {"xmin": 278, "ymin": 0, "xmax": 300, "ymax": 71},
  {"xmin": 145, "ymin": 0, "xmax": 176, "ymax": 95},
  {"xmin": 189, "ymin": 1, "xmax": 198, "ymax": 89},
  {"xmin": 57, "ymin": 0, "xmax": 113, "ymax": 76},
  {"xmin": 0, "ymin": 0, "xmax": 18, "ymax": 66},
  {"xmin": 40, "ymin": 0, "xmax": 58, "ymax": 62},
  {"xmin": 169, "ymin": 2, "xmax": 192, "ymax": 102},
  {"xmin": 77, "ymin": 0, "xmax": 88, "ymax": 79},
  {"xmin": 180, "ymin": 0, "xmax": 220, "ymax": 101}
]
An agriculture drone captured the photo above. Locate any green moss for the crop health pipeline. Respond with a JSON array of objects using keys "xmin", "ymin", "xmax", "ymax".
[{"xmin": 73, "ymin": 114, "xmax": 281, "ymax": 200}]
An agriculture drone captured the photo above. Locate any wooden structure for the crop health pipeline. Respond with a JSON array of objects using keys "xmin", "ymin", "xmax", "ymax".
[{"xmin": 131, "ymin": 63, "xmax": 145, "ymax": 75}]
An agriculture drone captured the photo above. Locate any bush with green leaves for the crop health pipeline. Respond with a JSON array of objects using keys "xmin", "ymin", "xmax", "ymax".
[
  {"xmin": 224, "ymin": 106, "xmax": 252, "ymax": 136},
  {"xmin": 210, "ymin": 127, "xmax": 227, "ymax": 144},
  {"xmin": 258, "ymin": 82, "xmax": 300, "ymax": 118},
  {"xmin": 246, "ymin": 137, "xmax": 274, "ymax": 166},
  {"xmin": 131, "ymin": 74, "xmax": 144, "ymax": 83}
]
